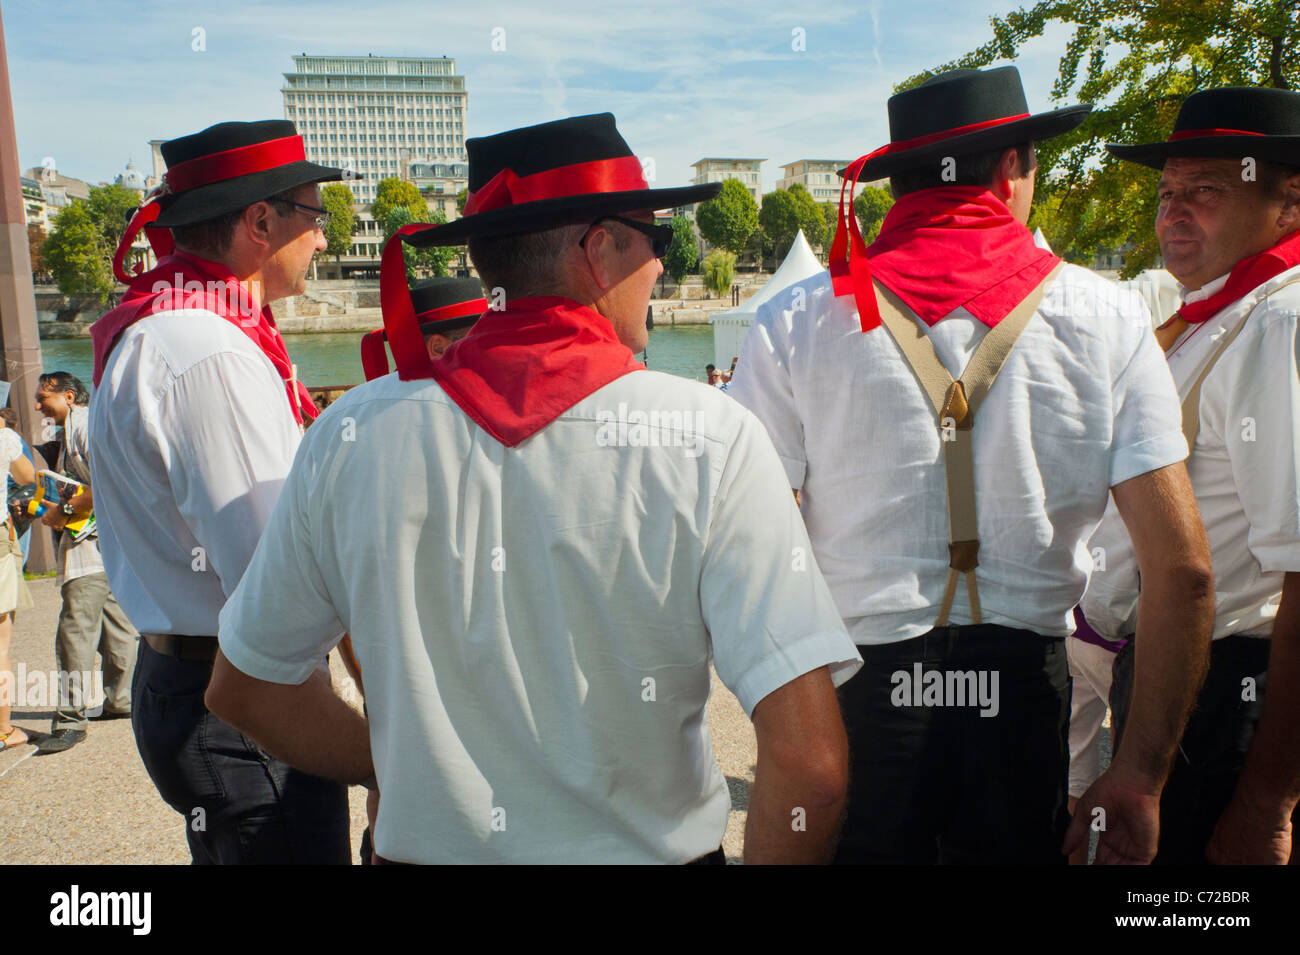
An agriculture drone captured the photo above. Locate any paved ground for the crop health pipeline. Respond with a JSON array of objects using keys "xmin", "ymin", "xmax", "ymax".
[{"xmin": 0, "ymin": 576, "xmax": 756, "ymax": 864}]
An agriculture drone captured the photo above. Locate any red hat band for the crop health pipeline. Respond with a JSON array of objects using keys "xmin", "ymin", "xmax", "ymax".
[{"xmin": 463, "ymin": 155, "xmax": 648, "ymax": 216}]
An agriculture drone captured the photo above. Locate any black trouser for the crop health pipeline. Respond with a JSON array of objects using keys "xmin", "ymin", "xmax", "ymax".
[
  {"xmin": 1110, "ymin": 632, "xmax": 1294, "ymax": 865},
  {"xmin": 131, "ymin": 640, "xmax": 351, "ymax": 864},
  {"xmin": 834, "ymin": 624, "xmax": 1071, "ymax": 865}
]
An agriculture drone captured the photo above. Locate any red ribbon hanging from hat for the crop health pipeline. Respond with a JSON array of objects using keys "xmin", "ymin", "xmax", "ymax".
[
  {"xmin": 463, "ymin": 155, "xmax": 648, "ymax": 216},
  {"xmin": 111, "ymin": 135, "xmax": 309, "ymax": 284},
  {"xmin": 360, "ymin": 298, "xmax": 488, "ymax": 381},
  {"xmin": 828, "ymin": 113, "xmax": 1032, "ymax": 329},
  {"xmin": 379, "ymin": 225, "xmax": 440, "ymax": 379}
]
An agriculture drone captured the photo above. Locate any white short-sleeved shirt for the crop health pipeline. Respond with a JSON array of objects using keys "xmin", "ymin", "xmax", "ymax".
[
  {"xmin": 1082, "ymin": 266, "xmax": 1300, "ymax": 640},
  {"xmin": 88, "ymin": 309, "xmax": 302, "ymax": 636},
  {"xmin": 218, "ymin": 369, "xmax": 862, "ymax": 864},
  {"xmin": 56, "ymin": 405, "xmax": 105, "ymax": 585},
  {"xmin": 729, "ymin": 265, "xmax": 1187, "ymax": 646}
]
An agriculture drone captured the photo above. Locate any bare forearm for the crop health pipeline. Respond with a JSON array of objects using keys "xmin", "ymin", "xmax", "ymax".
[
  {"xmin": 1120, "ymin": 572, "xmax": 1213, "ymax": 785},
  {"xmin": 206, "ymin": 651, "xmax": 372, "ymax": 785},
  {"xmin": 1235, "ymin": 574, "xmax": 1300, "ymax": 816},
  {"xmin": 743, "ymin": 755, "xmax": 846, "ymax": 864}
]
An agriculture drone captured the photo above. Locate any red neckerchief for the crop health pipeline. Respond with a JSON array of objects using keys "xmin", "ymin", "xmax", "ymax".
[
  {"xmin": 91, "ymin": 252, "xmax": 317, "ymax": 424},
  {"xmin": 1173, "ymin": 229, "xmax": 1300, "ymax": 326},
  {"xmin": 430, "ymin": 296, "xmax": 643, "ymax": 446},
  {"xmin": 865, "ymin": 186, "xmax": 1060, "ymax": 328}
]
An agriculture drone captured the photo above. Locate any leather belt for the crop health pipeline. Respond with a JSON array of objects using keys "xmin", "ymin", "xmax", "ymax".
[{"xmin": 143, "ymin": 633, "xmax": 219, "ymax": 662}]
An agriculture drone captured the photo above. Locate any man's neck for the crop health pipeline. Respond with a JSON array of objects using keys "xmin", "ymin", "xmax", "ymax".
[{"xmin": 173, "ymin": 247, "xmax": 266, "ymax": 313}]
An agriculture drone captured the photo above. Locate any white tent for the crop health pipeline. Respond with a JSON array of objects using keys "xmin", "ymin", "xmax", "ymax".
[{"xmin": 709, "ymin": 229, "xmax": 825, "ymax": 369}]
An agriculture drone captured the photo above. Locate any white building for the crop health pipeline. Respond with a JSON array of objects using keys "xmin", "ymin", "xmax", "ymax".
[
  {"xmin": 776, "ymin": 160, "xmax": 882, "ymax": 203},
  {"xmin": 282, "ymin": 54, "xmax": 468, "ymax": 205},
  {"xmin": 691, "ymin": 158, "xmax": 764, "ymax": 203}
]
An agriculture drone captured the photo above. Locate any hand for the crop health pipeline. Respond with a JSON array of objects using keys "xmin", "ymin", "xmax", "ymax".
[
  {"xmin": 40, "ymin": 508, "xmax": 68, "ymax": 530},
  {"xmin": 1064, "ymin": 765, "xmax": 1163, "ymax": 864},
  {"xmin": 1207, "ymin": 794, "xmax": 1293, "ymax": 864}
]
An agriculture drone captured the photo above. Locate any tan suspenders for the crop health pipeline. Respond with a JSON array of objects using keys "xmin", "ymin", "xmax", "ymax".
[
  {"xmin": 874, "ymin": 263, "xmax": 1064, "ymax": 627},
  {"xmin": 1176, "ymin": 275, "xmax": 1300, "ymax": 446}
]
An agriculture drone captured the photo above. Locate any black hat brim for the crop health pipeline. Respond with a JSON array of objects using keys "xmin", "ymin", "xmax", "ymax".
[
  {"xmin": 848, "ymin": 105, "xmax": 1092, "ymax": 182},
  {"xmin": 1106, "ymin": 136, "xmax": 1300, "ymax": 169},
  {"xmin": 403, "ymin": 183, "xmax": 720, "ymax": 247},
  {"xmin": 153, "ymin": 160, "xmax": 347, "ymax": 228}
]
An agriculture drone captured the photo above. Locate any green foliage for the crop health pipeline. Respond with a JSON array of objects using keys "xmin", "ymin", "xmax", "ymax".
[
  {"xmin": 759, "ymin": 189, "xmax": 800, "ymax": 258},
  {"xmin": 320, "ymin": 183, "xmax": 357, "ymax": 260},
  {"xmin": 702, "ymin": 249, "xmax": 736, "ymax": 297},
  {"xmin": 761, "ymin": 184, "xmax": 829, "ymax": 258},
  {"xmin": 663, "ymin": 215, "xmax": 698, "ymax": 283},
  {"xmin": 370, "ymin": 177, "xmax": 426, "ymax": 223},
  {"xmin": 44, "ymin": 200, "xmax": 116, "ymax": 303},
  {"xmin": 853, "ymin": 185, "xmax": 895, "ymax": 243},
  {"xmin": 381, "ymin": 206, "xmax": 455, "ymax": 281},
  {"xmin": 819, "ymin": 201, "xmax": 839, "ymax": 249},
  {"xmin": 695, "ymin": 178, "xmax": 759, "ymax": 254},
  {"xmin": 456, "ymin": 187, "xmax": 468, "ymax": 215},
  {"xmin": 87, "ymin": 183, "xmax": 140, "ymax": 248},
  {"xmin": 900, "ymin": 0, "xmax": 1300, "ymax": 276}
]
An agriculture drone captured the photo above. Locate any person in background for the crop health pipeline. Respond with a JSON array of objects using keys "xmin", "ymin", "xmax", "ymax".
[
  {"xmin": 1, "ymin": 408, "xmax": 34, "ymax": 565},
  {"xmin": 33, "ymin": 372, "xmax": 138, "ymax": 754},
  {"xmin": 0, "ymin": 408, "xmax": 37, "ymax": 751},
  {"xmin": 359, "ymin": 276, "xmax": 487, "ymax": 381}
]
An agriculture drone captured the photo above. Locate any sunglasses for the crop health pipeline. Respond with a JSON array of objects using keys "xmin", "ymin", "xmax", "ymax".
[{"xmin": 580, "ymin": 216, "xmax": 675, "ymax": 258}]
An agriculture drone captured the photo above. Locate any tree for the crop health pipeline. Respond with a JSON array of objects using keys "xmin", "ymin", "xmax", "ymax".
[
  {"xmin": 28, "ymin": 224, "xmax": 48, "ymax": 281},
  {"xmin": 759, "ymin": 188, "xmax": 801, "ymax": 259},
  {"xmin": 88, "ymin": 182, "xmax": 141, "ymax": 252},
  {"xmin": 788, "ymin": 184, "xmax": 826, "ymax": 249},
  {"xmin": 702, "ymin": 249, "xmax": 736, "ymax": 298},
  {"xmin": 695, "ymin": 178, "xmax": 759, "ymax": 254},
  {"xmin": 320, "ymin": 183, "xmax": 357, "ymax": 261},
  {"xmin": 853, "ymin": 185, "xmax": 895, "ymax": 243},
  {"xmin": 43, "ymin": 201, "xmax": 116, "ymax": 303},
  {"xmin": 900, "ymin": 0, "xmax": 1300, "ymax": 275},
  {"xmin": 456, "ymin": 187, "xmax": 468, "ymax": 216},
  {"xmin": 662, "ymin": 215, "xmax": 698, "ymax": 284},
  {"xmin": 381, "ymin": 205, "xmax": 456, "ymax": 281},
  {"xmin": 370, "ymin": 177, "xmax": 426, "ymax": 223}
]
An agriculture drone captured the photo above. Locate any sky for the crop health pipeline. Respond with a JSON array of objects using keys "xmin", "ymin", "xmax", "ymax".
[{"xmin": 4, "ymin": 0, "xmax": 1077, "ymax": 194}]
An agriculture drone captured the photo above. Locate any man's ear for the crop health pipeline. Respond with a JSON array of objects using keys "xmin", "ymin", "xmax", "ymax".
[
  {"xmin": 581, "ymin": 223, "xmax": 620, "ymax": 291},
  {"xmin": 241, "ymin": 201, "xmax": 276, "ymax": 252}
]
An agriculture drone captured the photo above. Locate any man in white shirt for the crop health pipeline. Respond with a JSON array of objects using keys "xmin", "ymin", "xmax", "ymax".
[
  {"xmin": 1088, "ymin": 86, "xmax": 1300, "ymax": 864},
  {"xmin": 207, "ymin": 112, "xmax": 862, "ymax": 864},
  {"xmin": 89, "ymin": 120, "xmax": 352, "ymax": 863},
  {"xmin": 731, "ymin": 67, "xmax": 1214, "ymax": 864},
  {"xmin": 32, "ymin": 372, "xmax": 137, "ymax": 753}
]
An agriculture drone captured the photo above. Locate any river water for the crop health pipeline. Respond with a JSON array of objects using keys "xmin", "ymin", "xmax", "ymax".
[{"xmin": 37, "ymin": 324, "xmax": 719, "ymax": 394}]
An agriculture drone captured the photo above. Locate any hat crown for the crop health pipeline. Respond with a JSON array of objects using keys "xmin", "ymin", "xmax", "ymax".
[
  {"xmin": 161, "ymin": 120, "xmax": 299, "ymax": 168},
  {"xmin": 888, "ymin": 67, "xmax": 1030, "ymax": 144},
  {"xmin": 410, "ymin": 276, "xmax": 485, "ymax": 315},
  {"xmin": 1174, "ymin": 86, "xmax": 1300, "ymax": 137},
  {"xmin": 465, "ymin": 113, "xmax": 635, "ymax": 192}
]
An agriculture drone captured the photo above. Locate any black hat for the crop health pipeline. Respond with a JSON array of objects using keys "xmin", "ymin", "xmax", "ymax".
[
  {"xmin": 154, "ymin": 120, "xmax": 346, "ymax": 227},
  {"xmin": 1106, "ymin": 87, "xmax": 1300, "ymax": 169},
  {"xmin": 842, "ymin": 67, "xmax": 1091, "ymax": 182},
  {"xmin": 113, "ymin": 120, "xmax": 348, "ymax": 283},
  {"xmin": 360, "ymin": 277, "xmax": 486, "ymax": 381},
  {"xmin": 401, "ymin": 113, "xmax": 720, "ymax": 248},
  {"xmin": 410, "ymin": 276, "xmax": 487, "ymax": 334}
]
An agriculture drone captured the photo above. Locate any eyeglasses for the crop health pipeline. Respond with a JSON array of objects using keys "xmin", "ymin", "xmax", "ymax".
[
  {"xmin": 269, "ymin": 198, "xmax": 331, "ymax": 232},
  {"xmin": 579, "ymin": 216, "xmax": 674, "ymax": 258}
]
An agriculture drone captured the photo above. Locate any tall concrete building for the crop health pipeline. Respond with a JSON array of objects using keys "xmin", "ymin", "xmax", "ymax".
[{"xmin": 282, "ymin": 54, "xmax": 468, "ymax": 205}]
